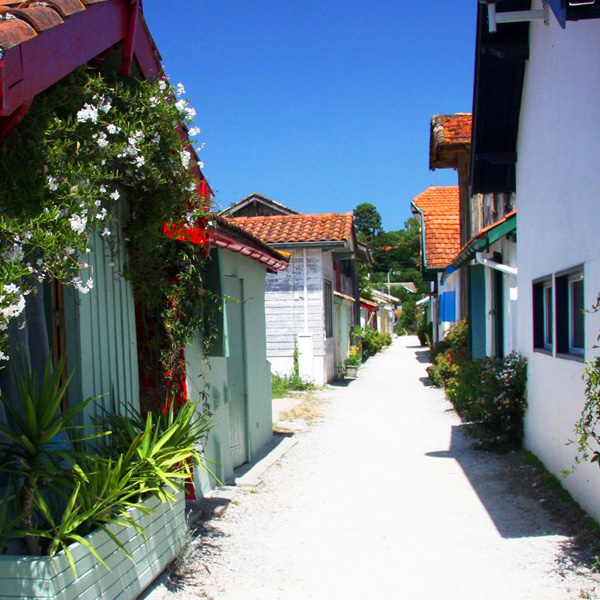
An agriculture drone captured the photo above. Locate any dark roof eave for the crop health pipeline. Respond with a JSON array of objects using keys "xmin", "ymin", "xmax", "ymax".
[{"xmin": 470, "ymin": 0, "xmax": 530, "ymax": 195}]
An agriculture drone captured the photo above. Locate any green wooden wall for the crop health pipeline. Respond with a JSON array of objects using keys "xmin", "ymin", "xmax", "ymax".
[
  {"xmin": 64, "ymin": 206, "xmax": 140, "ymax": 424},
  {"xmin": 469, "ymin": 264, "xmax": 487, "ymax": 359}
]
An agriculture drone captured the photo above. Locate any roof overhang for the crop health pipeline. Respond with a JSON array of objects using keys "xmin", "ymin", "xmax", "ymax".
[
  {"xmin": 452, "ymin": 211, "xmax": 517, "ymax": 269},
  {"xmin": 0, "ymin": 1, "xmax": 161, "ymax": 118},
  {"xmin": 470, "ymin": 0, "xmax": 530, "ymax": 195},
  {"xmin": 333, "ymin": 291, "xmax": 355, "ymax": 304},
  {"xmin": 360, "ymin": 298, "xmax": 378, "ymax": 311},
  {"xmin": 273, "ymin": 240, "xmax": 349, "ymax": 251},
  {"xmin": 0, "ymin": 0, "xmax": 213, "ymax": 194}
]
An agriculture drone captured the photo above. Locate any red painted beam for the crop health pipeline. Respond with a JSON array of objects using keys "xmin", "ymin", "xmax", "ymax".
[
  {"xmin": 0, "ymin": 0, "xmax": 128, "ymax": 117},
  {"xmin": 120, "ymin": 0, "xmax": 140, "ymax": 78}
]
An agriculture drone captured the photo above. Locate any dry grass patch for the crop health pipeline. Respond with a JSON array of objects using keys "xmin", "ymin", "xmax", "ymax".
[{"xmin": 279, "ymin": 392, "xmax": 322, "ymax": 423}]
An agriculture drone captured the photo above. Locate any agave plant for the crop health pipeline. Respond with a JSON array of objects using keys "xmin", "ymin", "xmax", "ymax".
[
  {"xmin": 101, "ymin": 400, "xmax": 215, "ymax": 503},
  {"xmin": 0, "ymin": 356, "xmax": 102, "ymax": 555}
]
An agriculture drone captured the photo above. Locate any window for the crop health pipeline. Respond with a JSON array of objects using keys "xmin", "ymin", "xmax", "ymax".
[
  {"xmin": 556, "ymin": 268, "xmax": 584, "ymax": 357},
  {"xmin": 324, "ymin": 280, "xmax": 333, "ymax": 338},
  {"xmin": 533, "ymin": 267, "xmax": 585, "ymax": 359},
  {"xmin": 533, "ymin": 277, "xmax": 553, "ymax": 351}
]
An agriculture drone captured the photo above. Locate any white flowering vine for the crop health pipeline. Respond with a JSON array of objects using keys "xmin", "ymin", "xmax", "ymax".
[{"xmin": 0, "ymin": 68, "xmax": 210, "ymax": 365}]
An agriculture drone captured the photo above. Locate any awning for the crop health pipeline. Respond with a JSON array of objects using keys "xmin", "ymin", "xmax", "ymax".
[
  {"xmin": 452, "ymin": 211, "xmax": 517, "ymax": 269},
  {"xmin": 360, "ymin": 297, "xmax": 377, "ymax": 311}
]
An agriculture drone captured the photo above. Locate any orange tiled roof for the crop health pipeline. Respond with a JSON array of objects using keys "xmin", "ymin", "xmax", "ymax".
[
  {"xmin": 431, "ymin": 114, "xmax": 472, "ymax": 147},
  {"xmin": 411, "ymin": 186, "xmax": 460, "ymax": 270},
  {"xmin": 0, "ymin": 1, "xmax": 100, "ymax": 50},
  {"xmin": 228, "ymin": 213, "xmax": 354, "ymax": 246},
  {"xmin": 430, "ymin": 114, "xmax": 472, "ymax": 170}
]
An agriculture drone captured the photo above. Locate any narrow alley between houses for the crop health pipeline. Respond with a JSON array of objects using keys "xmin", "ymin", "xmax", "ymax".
[{"xmin": 150, "ymin": 337, "xmax": 599, "ymax": 600}]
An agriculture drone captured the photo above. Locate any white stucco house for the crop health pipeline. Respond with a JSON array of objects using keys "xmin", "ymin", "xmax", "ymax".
[
  {"xmin": 470, "ymin": 0, "xmax": 600, "ymax": 521},
  {"xmin": 228, "ymin": 211, "xmax": 361, "ymax": 384}
]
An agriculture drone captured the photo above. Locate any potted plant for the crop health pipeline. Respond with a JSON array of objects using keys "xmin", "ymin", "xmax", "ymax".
[{"xmin": 344, "ymin": 346, "xmax": 361, "ymax": 378}]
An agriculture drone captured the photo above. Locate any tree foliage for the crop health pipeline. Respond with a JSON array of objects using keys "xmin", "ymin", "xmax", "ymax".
[{"xmin": 354, "ymin": 203, "xmax": 382, "ymax": 242}]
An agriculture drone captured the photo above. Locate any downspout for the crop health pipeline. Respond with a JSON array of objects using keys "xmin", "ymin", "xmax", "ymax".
[
  {"xmin": 475, "ymin": 252, "xmax": 517, "ymax": 276},
  {"xmin": 410, "ymin": 201, "xmax": 427, "ymax": 271},
  {"xmin": 303, "ymin": 248, "xmax": 309, "ymax": 333}
]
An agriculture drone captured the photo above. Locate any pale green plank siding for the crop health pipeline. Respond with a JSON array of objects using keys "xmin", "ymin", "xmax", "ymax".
[
  {"xmin": 0, "ymin": 494, "xmax": 185, "ymax": 600},
  {"xmin": 64, "ymin": 202, "xmax": 140, "ymax": 423}
]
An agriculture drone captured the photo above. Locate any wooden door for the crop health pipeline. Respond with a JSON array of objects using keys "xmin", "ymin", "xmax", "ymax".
[{"xmin": 224, "ymin": 276, "xmax": 248, "ymax": 468}]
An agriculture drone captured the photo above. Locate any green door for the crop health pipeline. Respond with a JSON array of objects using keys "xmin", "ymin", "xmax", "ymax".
[{"xmin": 224, "ymin": 276, "xmax": 248, "ymax": 468}]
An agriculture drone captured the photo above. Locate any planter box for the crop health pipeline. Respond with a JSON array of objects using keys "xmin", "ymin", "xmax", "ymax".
[
  {"xmin": 0, "ymin": 491, "xmax": 186, "ymax": 600},
  {"xmin": 345, "ymin": 365, "xmax": 359, "ymax": 378}
]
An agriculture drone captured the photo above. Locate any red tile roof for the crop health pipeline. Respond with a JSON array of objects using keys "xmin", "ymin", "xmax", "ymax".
[
  {"xmin": 411, "ymin": 186, "xmax": 460, "ymax": 270},
  {"xmin": 0, "ymin": 1, "xmax": 95, "ymax": 50},
  {"xmin": 431, "ymin": 114, "xmax": 472, "ymax": 146},
  {"xmin": 228, "ymin": 213, "xmax": 354, "ymax": 246},
  {"xmin": 430, "ymin": 114, "xmax": 472, "ymax": 170}
]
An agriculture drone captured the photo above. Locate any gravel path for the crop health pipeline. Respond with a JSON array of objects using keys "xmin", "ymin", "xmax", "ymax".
[{"xmin": 153, "ymin": 336, "xmax": 600, "ymax": 600}]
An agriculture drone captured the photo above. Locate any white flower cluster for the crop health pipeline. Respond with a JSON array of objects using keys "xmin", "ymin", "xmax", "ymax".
[
  {"xmin": 0, "ymin": 283, "xmax": 26, "ymax": 327},
  {"xmin": 47, "ymin": 174, "xmax": 59, "ymax": 191},
  {"xmin": 180, "ymin": 150, "xmax": 192, "ymax": 169},
  {"xmin": 175, "ymin": 99, "xmax": 196, "ymax": 122},
  {"xmin": 71, "ymin": 276, "xmax": 94, "ymax": 295},
  {"xmin": 76, "ymin": 103, "xmax": 99, "ymax": 124},
  {"xmin": 1, "ymin": 243, "xmax": 24, "ymax": 263},
  {"xmin": 69, "ymin": 213, "xmax": 87, "ymax": 234}
]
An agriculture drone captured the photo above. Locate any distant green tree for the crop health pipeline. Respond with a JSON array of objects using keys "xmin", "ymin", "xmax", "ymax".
[{"xmin": 354, "ymin": 203, "xmax": 382, "ymax": 242}]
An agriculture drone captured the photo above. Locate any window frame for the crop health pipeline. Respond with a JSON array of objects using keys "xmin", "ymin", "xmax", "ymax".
[
  {"xmin": 324, "ymin": 279, "xmax": 333, "ymax": 339},
  {"xmin": 533, "ymin": 276, "xmax": 553, "ymax": 354},
  {"xmin": 568, "ymin": 272, "xmax": 584, "ymax": 355},
  {"xmin": 543, "ymin": 280, "xmax": 553, "ymax": 351}
]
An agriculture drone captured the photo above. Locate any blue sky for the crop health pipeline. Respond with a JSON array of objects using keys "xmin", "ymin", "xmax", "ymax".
[{"xmin": 144, "ymin": 2, "xmax": 476, "ymax": 231}]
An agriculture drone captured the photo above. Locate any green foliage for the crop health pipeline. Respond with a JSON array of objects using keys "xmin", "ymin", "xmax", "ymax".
[
  {"xmin": 271, "ymin": 339, "xmax": 315, "ymax": 398},
  {"xmin": 353, "ymin": 203, "xmax": 382, "ymax": 242},
  {"xmin": 351, "ymin": 326, "xmax": 391, "ymax": 361},
  {"xmin": 396, "ymin": 300, "xmax": 417, "ymax": 334},
  {"xmin": 271, "ymin": 373, "xmax": 315, "ymax": 399},
  {"xmin": 0, "ymin": 360, "xmax": 212, "ymax": 567},
  {"xmin": 428, "ymin": 319, "xmax": 468, "ymax": 370},
  {"xmin": 0, "ymin": 356, "xmax": 102, "ymax": 555},
  {"xmin": 569, "ymin": 291, "xmax": 600, "ymax": 472},
  {"xmin": 426, "ymin": 320, "xmax": 527, "ymax": 449},
  {"xmin": 344, "ymin": 346, "xmax": 361, "ymax": 367},
  {"xmin": 358, "ymin": 261, "xmax": 374, "ymax": 301},
  {"xmin": 0, "ymin": 68, "xmax": 214, "ymax": 407},
  {"xmin": 416, "ymin": 309, "xmax": 429, "ymax": 346}
]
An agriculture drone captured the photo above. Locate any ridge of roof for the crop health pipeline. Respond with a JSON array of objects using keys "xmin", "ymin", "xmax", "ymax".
[
  {"xmin": 228, "ymin": 212, "xmax": 355, "ymax": 245},
  {"xmin": 218, "ymin": 192, "xmax": 300, "ymax": 216}
]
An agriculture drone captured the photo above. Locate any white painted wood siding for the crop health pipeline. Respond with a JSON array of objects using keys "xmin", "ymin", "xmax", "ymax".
[{"xmin": 265, "ymin": 249, "xmax": 325, "ymax": 362}]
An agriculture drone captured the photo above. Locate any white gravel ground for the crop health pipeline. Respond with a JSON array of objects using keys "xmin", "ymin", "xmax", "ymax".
[{"xmin": 149, "ymin": 336, "xmax": 600, "ymax": 600}]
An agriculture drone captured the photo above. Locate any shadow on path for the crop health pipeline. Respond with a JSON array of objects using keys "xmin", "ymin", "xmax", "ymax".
[
  {"xmin": 415, "ymin": 349, "xmax": 430, "ymax": 364},
  {"xmin": 426, "ymin": 425, "xmax": 578, "ymax": 540}
]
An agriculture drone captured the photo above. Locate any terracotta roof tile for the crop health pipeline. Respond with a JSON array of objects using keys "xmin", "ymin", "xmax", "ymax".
[
  {"xmin": 0, "ymin": 0, "xmax": 102, "ymax": 50},
  {"xmin": 431, "ymin": 113, "xmax": 472, "ymax": 147},
  {"xmin": 412, "ymin": 186, "xmax": 460, "ymax": 270},
  {"xmin": 228, "ymin": 213, "xmax": 354, "ymax": 245}
]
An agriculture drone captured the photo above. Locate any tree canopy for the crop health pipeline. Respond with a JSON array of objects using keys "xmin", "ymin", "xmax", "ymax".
[{"xmin": 354, "ymin": 203, "xmax": 382, "ymax": 242}]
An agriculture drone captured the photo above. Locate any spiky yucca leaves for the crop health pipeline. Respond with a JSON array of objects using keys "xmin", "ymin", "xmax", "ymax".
[
  {"xmin": 0, "ymin": 357, "xmax": 103, "ymax": 554},
  {"xmin": 101, "ymin": 401, "xmax": 215, "ymax": 503}
]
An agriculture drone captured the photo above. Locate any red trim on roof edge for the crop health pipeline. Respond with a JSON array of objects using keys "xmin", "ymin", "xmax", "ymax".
[{"xmin": 0, "ymin": 0, "xmax": 165, "ymax": 117}]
